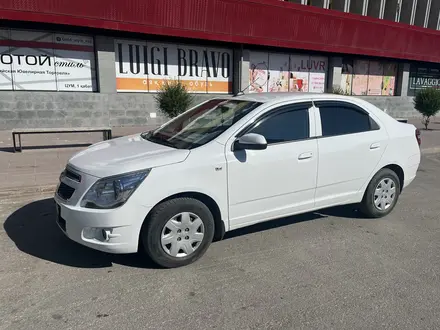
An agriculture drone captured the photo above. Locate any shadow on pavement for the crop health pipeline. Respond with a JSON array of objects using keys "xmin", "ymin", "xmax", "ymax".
[
  {"xmin": 223, "ymin": 204, "xmax": 365, "ymax": 240},
  {"xmin": 4, "ymin": 198, "xmax": 366, "ymax": 269},
  {"xmin": 3, "ymin": 198, "xmax": 159, "ymax": 269}
]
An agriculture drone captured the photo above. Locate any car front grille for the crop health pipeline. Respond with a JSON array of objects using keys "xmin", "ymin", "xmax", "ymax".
[{"xmin": 57, "ymin": 182, "xmax": 75, "ymax": 200}]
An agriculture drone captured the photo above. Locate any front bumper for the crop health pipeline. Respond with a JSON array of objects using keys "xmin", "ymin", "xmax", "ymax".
[{"xmin": 54, "ymin": 166, "xmax": 151, "ymax": 254}]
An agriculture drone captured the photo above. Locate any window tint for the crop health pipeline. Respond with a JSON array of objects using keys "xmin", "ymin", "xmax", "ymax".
[
  {"xmin": 248, "ymin": 107, "xmax": 309, "ymax": 144},
  {"xmin": 370, "ymin": 117, "xmax": 380, "ymax": 130},
  {"xmin": 319, "ymin": 104, "xmax": 372, "ymax": 137}
]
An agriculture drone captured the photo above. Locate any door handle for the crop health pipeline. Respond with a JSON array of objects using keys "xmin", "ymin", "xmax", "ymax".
[
  {"xmin": 370, "ymin": 142, "xmax": 381, "ymax": 150},
  {"xmin": 298, "ymin": 152, "xmax": 313, "ymax": 160}
]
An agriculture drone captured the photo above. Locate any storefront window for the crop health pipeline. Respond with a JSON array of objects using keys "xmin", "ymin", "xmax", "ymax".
[
  {"xmin": 248, "ymin": 51, "xmax": 328, "ymax": 94},
  {"xmin": 115, "ymin": 39, "xmax": 233, "ymax": 94},
  {"xmin": 0, "ymin": 28, "xmax": 97, "ymax": 92},
  {"xmin": 328, "ymin": 0, "xmax": 345, "ymax": 11},
  {"xmin": 307, "ymin": 0, "xmax": 325, "ymax": 7},
  {"xmin": 383, "ymin": 0, "xmax": 399, "ymax": 22},
  {"xmin": 340, "ymin": 59, "xmax": 397, "ymax": 96},
  {"xmin": 408, "ymin": 64, "xmax": 440, "ymax": 96}
]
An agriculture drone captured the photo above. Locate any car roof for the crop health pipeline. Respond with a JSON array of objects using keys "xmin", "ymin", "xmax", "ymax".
[
  {"xmin": 217, "ymin": 92, "xmax": 394, "ymax": 124},
  {"xmin": 229, "ymin": 92, "xmax": 359, "ymax": 104}
]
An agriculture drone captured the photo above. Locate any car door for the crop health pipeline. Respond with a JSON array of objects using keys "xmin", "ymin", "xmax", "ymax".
[
  {"xmin": 314, "ymin": 100, "xmax": 388, "ymax": 208},
  {"xmin": 225, "ymin": 101, "xmax": 318, "ymax": 230}
]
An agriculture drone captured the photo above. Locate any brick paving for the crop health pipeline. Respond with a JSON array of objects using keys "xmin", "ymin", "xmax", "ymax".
[{"xmin": 0, "ymin": 117, "xmax": 439, "ymax": 193}]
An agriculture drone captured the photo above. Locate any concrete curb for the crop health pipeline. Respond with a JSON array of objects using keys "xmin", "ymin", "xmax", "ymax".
[{"xmin": 421, "ymin": 147, "xmax": 440, "ymax": 155}]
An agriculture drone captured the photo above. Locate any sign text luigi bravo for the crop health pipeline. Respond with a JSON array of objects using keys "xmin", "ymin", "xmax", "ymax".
[{"xmin": 115, "ymin": 39, "xmax": 233, "ymax": 93}]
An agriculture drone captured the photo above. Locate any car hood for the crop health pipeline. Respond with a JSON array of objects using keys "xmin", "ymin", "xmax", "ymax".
[{"xmin": 68, "ymin": 134, "xmax": 190, "ymax": 178}]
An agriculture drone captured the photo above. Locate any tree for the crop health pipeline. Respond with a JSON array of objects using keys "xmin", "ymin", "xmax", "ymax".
[
  {"xmin": 414, "ymin": 87, "xmax": 440, "ymax": 130},
  {"xmin": 154, "ymin": 81, "xmax": 194, "ymax": 118}
]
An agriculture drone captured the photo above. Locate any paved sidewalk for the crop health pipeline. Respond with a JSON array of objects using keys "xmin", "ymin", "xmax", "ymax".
[
  {"xmin": 0, "ymin": 126, "xmax": 147, "ymax": 194},
  {"xmin": 0, "ymin": 118, "xmax": 439, "ymax": 193},
  {"xmin": 407, "ymin": 118, "xmax": 440, "ymax": 154}
]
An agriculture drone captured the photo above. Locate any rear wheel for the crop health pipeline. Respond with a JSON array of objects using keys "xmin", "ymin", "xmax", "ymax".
[
  {"xmin": 360, "ymin": 168, "xmax": 401, "ymax": 218},
  {"xmin": 141, "ymin": 197, "xmax": 215, "ymax": 268}
]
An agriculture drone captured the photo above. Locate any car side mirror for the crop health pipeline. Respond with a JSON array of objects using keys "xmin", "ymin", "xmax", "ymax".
[{"xmin": 233, "ymin": 133, "xmax": 267, "ymax": 151}]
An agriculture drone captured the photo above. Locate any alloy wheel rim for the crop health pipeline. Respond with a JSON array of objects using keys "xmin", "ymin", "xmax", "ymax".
[
  {"xmin": 161, "ymin": 212, "xmax": 205, "ymax": 258},
  {"xmin": 373, "ymin": 178, "xmax": 396, "ymax": 211}
]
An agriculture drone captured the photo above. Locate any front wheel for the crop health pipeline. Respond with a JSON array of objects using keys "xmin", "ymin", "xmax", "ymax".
[
  {"xmin": 141, "ymin": 197, "xmax": 215, "ymax": 268},
  {"xmin": 359, "ymin": 168, "xmax": 401, "ymax": 218}
]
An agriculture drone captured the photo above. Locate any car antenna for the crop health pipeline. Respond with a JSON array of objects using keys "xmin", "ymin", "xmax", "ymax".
[{"xmin": 233, "ymin": 63, "xmax": 270, "ymax": 97}]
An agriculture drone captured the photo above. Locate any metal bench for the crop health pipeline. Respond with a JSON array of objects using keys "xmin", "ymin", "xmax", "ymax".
[{"xmin": 11, "ymin": 127, "xmax": 112, "ymax": 152}]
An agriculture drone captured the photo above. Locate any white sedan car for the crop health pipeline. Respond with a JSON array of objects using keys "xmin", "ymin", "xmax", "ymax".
[{"xmin": 54, "ymin": 93, "xmax": 421, "ymax": 268}]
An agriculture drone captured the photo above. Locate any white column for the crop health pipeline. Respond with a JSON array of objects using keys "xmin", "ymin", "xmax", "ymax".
[
  {"xmin": 379, "ymin": 0, "xmax": 386, "ymax": 18},
  {"xmin": 424, "ymin": 0, "xmax": 432, "ymax": 27},
  {"xmin": 327, "ymin": 56, "xmax": 343, "ymax": 92},
  {"xmin": 410, "ymin": 0, "xmax": 418, "ymax": 25},
  {"xmin": 95, "ymin": 36, "xmax": 117, "ymax": 93},
  {"xmin": 396, "ymin": 0, "xmax": 402, "ymax": 21},
  {"xmin": 438, "ymin": 9, "xmax": 440, "ymax": 29},
  {"xmin": 395, "ymin": 63, "xmax": 410, "ymax": 97},
  {"xmin": 362, "ymin": 0, "xmax": 369, "ymax": 15},
  {"xmin": 234, "ymin": 49, "xmax": 250, "ymax": 94}
]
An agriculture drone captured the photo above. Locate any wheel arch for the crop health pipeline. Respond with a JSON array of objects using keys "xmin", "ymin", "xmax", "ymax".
[
  {"xmin": 381, "ymin": 163, "xmax": 404, "ymax": 192},
  {"xmin": 359, "ymin": 162, "xmax": 405, "ymax": 204},
  {"xmin": 139, "ymin": 191, "xmax": 226, "ymax": 251}
]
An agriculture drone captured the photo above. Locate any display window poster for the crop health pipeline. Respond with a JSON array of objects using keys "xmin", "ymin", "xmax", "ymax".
[
  {"xmin": 0, "ymin": 29, "xmax": 11, "ymax": 90},
  {"xmin": 290, "ymin": 54, "xmax": 310, "ymax": 92},
  {"xmin": 340, "ymin": 58, "xmax": 397, "ymax": 96},
  {"xmin": 248, "ymin": 51, "xmax": 328, "ymax": 94},
  {"xmin": 309, "ymin": 56, "xmax": 327, "ymax": 93},
  {"xmin": 367, "ymin": 61, "xmax": 383, "ymax": 96},
  {"xmin": 0, "ymin": 28, "xmax": 96, "ymax": 91},
  {"xmin": 249, "ymin": 51, "xmax": 269, "ymax": 93},
  {"xmin": 268, "ymin": 53, "xmax": 289, "ymax": 92},
  {"xmin": 206, "ymin": 46, "xmax": 233, "ymax": 94},
  {"xmin": 340, "ymin": 59, "xmax": 354, "ymax": 94},
  {"xmin": 351, "ymin": 60, "xmax": 369, "ymax": 95},
  {"xmin": 115, "ymin": 39, "xmax": 233, "ymax": 94},
  {"xmin": 382, "ymin": 63, "xmax": 397, "ymax": 96}
]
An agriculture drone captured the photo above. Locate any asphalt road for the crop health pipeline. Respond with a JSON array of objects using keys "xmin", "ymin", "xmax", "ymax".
[{"xmin": 1, "ymin": 155, "xmax": 440, "ymax": 330}]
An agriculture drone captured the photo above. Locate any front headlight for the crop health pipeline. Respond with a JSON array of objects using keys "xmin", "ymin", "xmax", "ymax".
[{"xmin": 80, "ymin": 169, "xmax": 151, "ymax": 209}]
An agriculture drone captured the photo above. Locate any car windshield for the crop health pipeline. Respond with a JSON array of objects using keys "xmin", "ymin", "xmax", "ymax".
[{"xmin": 141, "ymin": 99, "xmax": 262, "ymax": 149}]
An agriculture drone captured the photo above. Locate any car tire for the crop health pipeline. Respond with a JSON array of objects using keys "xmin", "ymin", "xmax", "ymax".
[
  {"xmin": 141, "ymin": 197, "xmax": 215, "ymax": 268},
  {"xmin": 359, "ymin": 168, "xmax": 401, "ymax": 218}
]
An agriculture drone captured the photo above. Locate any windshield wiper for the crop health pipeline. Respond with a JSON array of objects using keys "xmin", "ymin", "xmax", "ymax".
[{"xmin": 142, "ymin": 132, "xmax": 177, "ymax": 149}]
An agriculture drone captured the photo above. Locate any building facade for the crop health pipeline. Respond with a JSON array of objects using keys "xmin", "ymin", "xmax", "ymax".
[
  {"xmin": 0, "ymin": 0, "xmax": 439, "ymax": 130},
  {"xmin": 286, "ymin": 0, "xmax": 440, "ymax": 30}
]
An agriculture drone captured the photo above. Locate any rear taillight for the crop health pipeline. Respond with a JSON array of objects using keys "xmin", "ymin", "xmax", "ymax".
[{"xmin": 415, "ymin": 128, "xmax": 421, "ymax": 146}]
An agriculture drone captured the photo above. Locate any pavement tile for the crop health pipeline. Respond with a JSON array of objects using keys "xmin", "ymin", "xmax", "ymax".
[
  {"xmin": 34, "ymin": 173, "xmax": 60, "ymax": 186},
  {"xmin": 4, "ymin": 174, "xmax": 36, "ymax": 188}
]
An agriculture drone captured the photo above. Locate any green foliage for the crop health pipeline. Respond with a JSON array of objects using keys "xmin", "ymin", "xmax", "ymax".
[
  {"xmin": 331, "ymin": 86, "xmax": 350, "ymax": 95},
  {"xmin": 413, "ymin": 87, "xmax": 440, "ymax": 129},
  {"xmin": 154, "ymin": 81, "xmax": 194, "ymax": 118}
]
